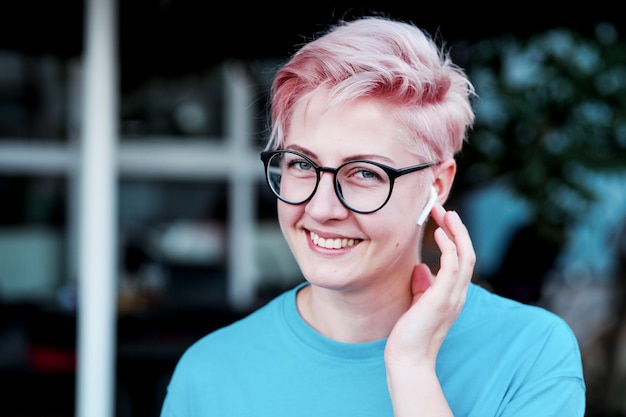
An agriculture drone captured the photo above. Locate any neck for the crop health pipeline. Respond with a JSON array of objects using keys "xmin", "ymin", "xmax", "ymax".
[{"xmin": 296, "ymin": 281, "xmax": 412, "ymax": 343}]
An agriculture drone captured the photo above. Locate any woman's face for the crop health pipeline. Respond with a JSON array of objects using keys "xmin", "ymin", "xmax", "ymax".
[{"xmin": 278, "ymin": 91, "xmax": 434, "ymax": 293}]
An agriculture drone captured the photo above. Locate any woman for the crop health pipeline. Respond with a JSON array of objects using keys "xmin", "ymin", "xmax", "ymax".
[{"xmin": 160, "ymin": 15, "xmax": 586, "ymax": 416}]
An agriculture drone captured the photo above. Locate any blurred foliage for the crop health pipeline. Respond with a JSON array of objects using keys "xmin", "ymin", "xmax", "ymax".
[{"xmin": 456, "ymin": 23, "xmax": 626, "ymax": 246}]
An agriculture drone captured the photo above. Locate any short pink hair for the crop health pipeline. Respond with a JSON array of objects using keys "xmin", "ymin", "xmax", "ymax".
[{"xmin": 265, "ymin": 16, "xmax": 475, "ymax": 161}]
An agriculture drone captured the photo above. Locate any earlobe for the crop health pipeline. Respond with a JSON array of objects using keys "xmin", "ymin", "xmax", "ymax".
[{"xmin": 417, "ymin": 186, "xmax": 438, "ymax": 226}]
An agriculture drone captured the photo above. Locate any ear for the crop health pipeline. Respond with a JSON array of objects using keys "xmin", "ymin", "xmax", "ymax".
[{"xmin": 432, "ymin": 159, "xmax": 457, "ymax": 206}]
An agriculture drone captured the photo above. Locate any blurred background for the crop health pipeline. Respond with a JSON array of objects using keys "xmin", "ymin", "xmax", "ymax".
[{"xmin": 0, "ymin": 1, "xmax": 625, "ymax": 416}]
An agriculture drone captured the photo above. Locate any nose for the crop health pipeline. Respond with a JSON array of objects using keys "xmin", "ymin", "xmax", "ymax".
[{"xmin": 304, "ymin": 171, "xmax": 350, "ymax": 220}]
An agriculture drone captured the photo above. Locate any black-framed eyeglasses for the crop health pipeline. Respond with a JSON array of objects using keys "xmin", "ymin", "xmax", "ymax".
[{"xmin": 260, "ymin": 149, "xmax": 439, "ymax": 214}]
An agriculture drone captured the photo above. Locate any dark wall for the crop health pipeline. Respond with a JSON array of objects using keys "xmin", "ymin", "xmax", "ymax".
[{"xmin": 2, "ymin": 1, "xmax": 623, "ymax": 62}]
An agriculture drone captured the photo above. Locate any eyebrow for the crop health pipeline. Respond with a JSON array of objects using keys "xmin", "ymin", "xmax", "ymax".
[{"xmin": 284, "ymin": 144, "xmax": 397, "ymax": 165}]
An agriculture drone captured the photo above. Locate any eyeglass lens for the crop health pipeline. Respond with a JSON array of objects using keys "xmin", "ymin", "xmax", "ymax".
[{"xmin": 265, "ymin": 151, "xmax": 392, "ymax": 212}]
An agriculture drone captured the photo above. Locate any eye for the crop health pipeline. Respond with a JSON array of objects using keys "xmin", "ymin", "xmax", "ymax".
[
  {"xmin": 355, "ymin": 168, "xmax": 378, "ymax": 179},
  {"xmin": 287, "ymin": 158, "xmax": 313, "ymax": 171},
  {"xmin": 281, "ymin": 152, "xmax": 317, "ymax": 178},
  {"xmin": 341, "ymin": 162, "xmax": 387, "ymax": 183}
]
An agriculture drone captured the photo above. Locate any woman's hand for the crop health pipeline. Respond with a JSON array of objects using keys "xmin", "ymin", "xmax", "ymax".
[
  {"xmin": 384, "ymin": 204, "xmax": 476, "ymax": 416},
  {"xmin": 386, "ymin": 203, "xmax": 476, "ymax": 366}
]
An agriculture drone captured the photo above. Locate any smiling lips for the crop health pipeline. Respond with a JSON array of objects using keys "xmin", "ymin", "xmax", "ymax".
[{"xmin": 309, "ymin": 231, "xmax": 358, "ymax": 249}]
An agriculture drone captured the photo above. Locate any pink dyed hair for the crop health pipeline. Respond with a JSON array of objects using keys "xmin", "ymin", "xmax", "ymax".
[{"xmin": 265, "ymin": 16, "xmax": 475, "ymax": 162}]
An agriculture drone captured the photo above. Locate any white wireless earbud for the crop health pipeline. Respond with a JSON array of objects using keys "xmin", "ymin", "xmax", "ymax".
[{"xmin": 416, "ymin": 186, "xmax": 438, "ymax": 226}]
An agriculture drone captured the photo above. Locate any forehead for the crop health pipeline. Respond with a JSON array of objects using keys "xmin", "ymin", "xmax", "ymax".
[{"xmin": 287, "ymin": 90, "xmax": 411, "ymax": 160}]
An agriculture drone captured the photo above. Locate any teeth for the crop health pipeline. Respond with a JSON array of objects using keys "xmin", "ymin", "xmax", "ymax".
[{"xmin": 310, "ymin": 231, "xmax": 355, "ymax": 249}]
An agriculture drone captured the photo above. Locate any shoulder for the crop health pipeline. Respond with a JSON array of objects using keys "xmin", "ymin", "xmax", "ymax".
[
  {"xmin": 459, "ymin": 283, "xmax": 581, "ymax": 352},
  {"xmin": 175, "ymin": 284, "xmax": 302, "ymax": 367},
  {"xmin": 449, "ymin": 283, "xmax": 584, "ymax": 382},
  {"xmin": 466, "ymin": 283, "xmax": 571, "ymax": 323}
]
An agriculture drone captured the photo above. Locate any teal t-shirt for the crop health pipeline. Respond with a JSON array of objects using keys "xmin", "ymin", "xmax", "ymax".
[{"xmin": 160, "ymin": 282, "xmax": 585, "ymax": 417}]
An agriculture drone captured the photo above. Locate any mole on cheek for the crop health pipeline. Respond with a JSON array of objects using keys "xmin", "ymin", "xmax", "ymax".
[{"xmin": 395, "ymin": 242, "xmax": 399, "ymax": 248}]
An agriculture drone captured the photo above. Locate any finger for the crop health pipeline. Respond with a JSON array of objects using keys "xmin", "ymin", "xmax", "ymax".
[
  {"xmin": 411, "ymin": 263, "xmax": 434, "ymax": 296},
  {"xmin": 430, "ymin": 204, "xmax": 457, "ymax": 243},
  {"xmin": 430, "ymin": 221, "xmax": 472, "ymax": 316},
  {"xmin": 442, "ymin": 211, "xmax": 476, "ymax": 286},
  {"xmin": 429, "ymin": 203, "xmax": 446, "ymax": 228},
  {"xmin": 430, "ymin": 207, "xmax": 476, "ymax": 295},
  {"xmin": 433, "ymin": 226, "xmax": 459, "ymax": 287}
]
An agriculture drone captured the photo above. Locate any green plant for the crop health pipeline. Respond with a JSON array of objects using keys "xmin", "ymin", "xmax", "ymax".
[{"xmin": 456, "ymin": 23, "xmax": 626, "ymax": 246}]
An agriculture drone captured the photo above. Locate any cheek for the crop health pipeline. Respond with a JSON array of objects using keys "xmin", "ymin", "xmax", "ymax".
[
  {"xmin": 277, "ymin": 203, "xmax": 302, "ymax": 232},
  {"xmin": 380, "ymin": 198, "xmax": 421, "ymax": 229},
  {"xmin": 366, "ymin": 205, "xmax": 420, "ymax": 247},
  {"xmin": 361, "ymin": 213, "xmax": 406, "ymax": 241}
]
